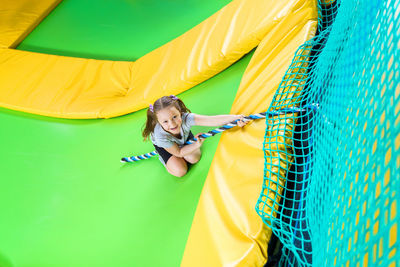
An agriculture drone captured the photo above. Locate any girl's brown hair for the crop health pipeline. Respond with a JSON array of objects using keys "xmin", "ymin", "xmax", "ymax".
[{"xmin": 142, "ymin": 95, "xmax": 191, "ymax": 141}]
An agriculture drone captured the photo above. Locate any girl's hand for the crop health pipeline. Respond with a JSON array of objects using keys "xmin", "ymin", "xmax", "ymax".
[
  {"xmin": 194, "ymin": 133, "xmax": 205, "ymax": 148},
  {"xmin": 236, "ymin": 115, "xmax": 248, "ymax": 127}
]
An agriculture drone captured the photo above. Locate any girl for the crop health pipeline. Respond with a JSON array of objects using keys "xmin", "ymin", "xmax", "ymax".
[{"xmin": 142, "ymin": 95, "xmax": 248, "ymax": 177}]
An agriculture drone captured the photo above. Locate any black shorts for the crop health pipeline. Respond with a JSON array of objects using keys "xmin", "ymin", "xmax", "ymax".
[{"xmin": 154, "ymin": 131, "xmax": 194, "ymax": 165}]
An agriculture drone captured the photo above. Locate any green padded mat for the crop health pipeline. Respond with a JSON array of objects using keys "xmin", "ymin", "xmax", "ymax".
[
  {"xmin": 18, "ymin": 0, "xmax": 232, "ymax": 61},
  {"xmin": 0, "ymin": 0, "xmax": 256, "ymax": 266}
]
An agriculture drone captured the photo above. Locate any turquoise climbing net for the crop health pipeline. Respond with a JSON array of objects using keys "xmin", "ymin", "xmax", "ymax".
[{"xmin": 256, "ymin": 0, "xmax": 399, "ymax": 266}]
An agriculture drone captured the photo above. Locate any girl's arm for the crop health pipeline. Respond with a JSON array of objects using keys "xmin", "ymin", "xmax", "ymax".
[
  {"xmin": 164, "ymin": 134, "xmax": 204, "ymax": 158},
  {"xmin": 193, "ymin": 114, "xmax": 246, "ymax": 127}
]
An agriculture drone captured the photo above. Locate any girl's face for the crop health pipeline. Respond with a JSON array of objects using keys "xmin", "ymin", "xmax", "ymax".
[{"xmin": 156, "ymin": 106, "xmax": 182, "ymax": 135}]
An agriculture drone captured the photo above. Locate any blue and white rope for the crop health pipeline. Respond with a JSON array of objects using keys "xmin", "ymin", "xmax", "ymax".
[{"xmin": 121, "ymin": 104, "xmax": 318, "ymax": 163}]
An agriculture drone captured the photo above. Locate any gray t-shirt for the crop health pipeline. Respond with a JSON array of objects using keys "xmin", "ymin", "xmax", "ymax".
[{"xmin": 151, "ymin": 113, "xmax": 195, "ymax": 149}]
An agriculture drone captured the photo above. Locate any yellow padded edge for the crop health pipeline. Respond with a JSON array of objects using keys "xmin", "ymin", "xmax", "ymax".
[
  {"xmin": 2, "ymin": 0, "xmax": 312, "ymax": 118},
  {"xmin": 0, "ymin": 48, "xmax": 132, "ymax": 118},
  {"xmin": 0, "ymin": 0, "xmax": 62, "ymax": 49},
  {"xmin": 180, "ymin": 1, "xmax": 317, "ymax": 265}
]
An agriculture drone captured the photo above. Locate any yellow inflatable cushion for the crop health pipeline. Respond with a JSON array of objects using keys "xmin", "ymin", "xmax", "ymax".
[
  {"xmin": 0, "ymin": 0, "xmax": 62, "ymax": 49},
  {"xmin": 181, "ymin": 0, "xmax": 317, "ymax": 264},
  {"xmin": 2, "ymin": 0, "xmax": 315, "ymax": 118}
]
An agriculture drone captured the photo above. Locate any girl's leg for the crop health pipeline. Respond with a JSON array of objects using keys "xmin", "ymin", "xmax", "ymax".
[
  {"xmin": 166, "ymin": 156, "xmax": 188, "ymax": 177},
  {"xmin": 183, "ymin": 148, "xmax": 201, "ymax": 164}
]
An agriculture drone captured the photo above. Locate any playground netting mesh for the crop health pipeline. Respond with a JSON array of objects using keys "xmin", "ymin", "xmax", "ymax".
[{"xmin": 256, "ymin": 0, "xmax": 400, "ymax": 266}]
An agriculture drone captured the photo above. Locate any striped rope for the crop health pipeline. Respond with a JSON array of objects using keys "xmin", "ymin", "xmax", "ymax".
[{"xmin": 120, "ymin": 104, "xmax": 318, "ymax": 163}]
